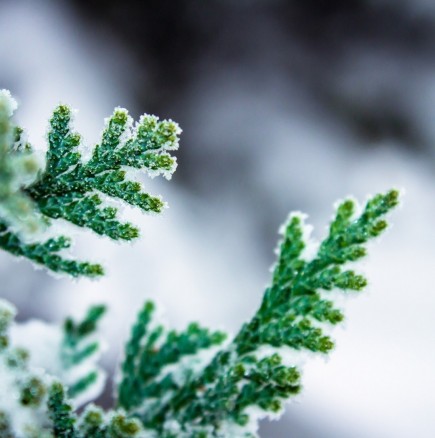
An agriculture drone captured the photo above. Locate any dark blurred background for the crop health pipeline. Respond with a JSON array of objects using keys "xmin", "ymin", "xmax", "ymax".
[{"xmin": 0, "ymin": 0, "xmax": 434, "ymax": 436}]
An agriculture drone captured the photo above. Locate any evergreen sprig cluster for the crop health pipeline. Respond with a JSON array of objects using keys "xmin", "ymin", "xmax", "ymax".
[
  {"xmin": 0, "ymin": 91, "xmax": 399, "ymax": 437},
  {"xmin": 112, "ymin": 190, "xmax": 398, "ymax": 437},
  {"xmin": 0, "ymin": 299, "xmax": 144, "ymax": 437},
  {"xmin": 0, "ymin": 90, "xmax": 180, "ymax": 277}
]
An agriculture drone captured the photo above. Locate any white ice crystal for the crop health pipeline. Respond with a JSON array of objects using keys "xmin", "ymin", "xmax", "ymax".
[{"xmin": 0, "ymin": 89, "xmax": 18, "ymax": 116}]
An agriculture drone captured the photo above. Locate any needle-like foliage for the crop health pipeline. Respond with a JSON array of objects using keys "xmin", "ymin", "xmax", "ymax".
[{"xmin": 0, "ymin": 91, "xmax": 181, "ymax": 277}]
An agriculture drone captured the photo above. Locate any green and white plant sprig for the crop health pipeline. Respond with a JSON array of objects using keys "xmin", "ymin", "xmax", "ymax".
[
  {"xmin": 0, "ymin": 90, "xmax": 399, "ymax": 437},
  {"xmin": 0, "ymin": 89, "xmax": 180, "ymax": 277}
]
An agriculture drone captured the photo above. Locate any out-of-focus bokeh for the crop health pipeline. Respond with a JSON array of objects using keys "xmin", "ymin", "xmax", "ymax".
[{"xmin": 0, "ymin": 0, "xmax": 434, "ymax": 436}]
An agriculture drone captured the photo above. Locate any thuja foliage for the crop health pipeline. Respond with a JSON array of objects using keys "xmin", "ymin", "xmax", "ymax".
[
  {"xmin": 0, "ymin": 299, "xmax": 144, "ymax": 437},
  {"xmin": 0, "ymin": 90, "xmax": 180, "ymax": 277},
  {"xmin": 0, "ymin": 91, "xmax": 399, "ymax": 437},
  {"xmin": 61, "ymin": 304, "xmax": 107, "ymax": 401},
  {"xmin": 113, "ymin": 190, "xmax": 398, "ymax": 436}
]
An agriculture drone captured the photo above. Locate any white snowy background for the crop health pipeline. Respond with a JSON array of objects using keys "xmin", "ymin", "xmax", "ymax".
[{"xmin": 0, "ymin": 1, "xmax": 434, "ymax": 437}]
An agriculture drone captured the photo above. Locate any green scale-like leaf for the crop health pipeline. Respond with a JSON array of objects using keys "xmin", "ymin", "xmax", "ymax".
[
  {"xmin": 0, "ymin": 91, "xmax": 44, "ymax": 236},
  {"xmin": 116, "ymin": 190, "xmax": 398, "ymax": 437}
]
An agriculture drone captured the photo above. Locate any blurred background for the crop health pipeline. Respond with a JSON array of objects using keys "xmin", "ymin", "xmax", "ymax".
[{"xmin": 0, "ymin": 0, "xmax": 434, "ymax": 436}]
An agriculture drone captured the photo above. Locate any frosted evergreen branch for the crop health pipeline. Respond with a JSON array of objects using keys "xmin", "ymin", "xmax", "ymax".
[
  {"xmin": 116, "ymin": 190, "xmax": 399, "ymax": 436},
  {"xmin": 0, "ymin": 91, "xmax": 181, "ymax": 277},
  {"xmin": 26, "ymin": 105, "xmax": 180, "ymax": 240},
  {"xmin": 0, "ymin": 222, "xmax": 104, "ymax": 277},
  {"xmin": 0, "ymin": 90, "xmax": 43, "ymax": 236},
  {"xmin": 117, "ymin": 301, "xmax": 227, "ymax": 414},
  {"xmin": 0, "ymin": 90, "xmax": 401, "ymax": 438},
  {"xmin": 0, "ymin": 300, "xmax": 145, "ymax": 437},
  {"xmin": 6, "ymin": 304, "xmax": 106, "ymax": 412},
  {"xmin": 61, "ymin": 305, "xmax": 107, "ymax": 400},
  {"xmin": 0, "ymin": 190, "xmax": 399, "ymax": 437}
]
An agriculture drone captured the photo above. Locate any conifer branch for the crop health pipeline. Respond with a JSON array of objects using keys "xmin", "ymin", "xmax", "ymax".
[
  {"xmin": 117, "ymin": 301, "xmax": 227, "ymax": 414},
  {"xmin": 61, "ymin": 305, "xmax": 107, "ymax": 400},
  {"xmin": 0, "ymin": 90, "xmax": 401, "ymax": 438},
  {"xmin": 0, "ymin": 299, "xmax": 144, "ymax": 437},
  {"xmin": 0, "ymin": 226, "xmax": 104, "ymax": 277},
  {"xmin": 0, "ymin": 91, "xmax": 43, "ymax": 237},
  {"xmin": 0, "ymin": 91, "xmax": 181, "ymax": 277},
  {"xmin": 116, "ymin": 190, "xmax": 399, "ymax": 436}
]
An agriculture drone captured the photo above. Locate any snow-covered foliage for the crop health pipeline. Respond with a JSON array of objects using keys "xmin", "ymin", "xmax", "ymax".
[
  {"xmin": 0, "ymin": 91, "xmax": 399, "ymax": 437},
  {"xmin": 10, "ymin": 305, "xmax": 106, "ymax": 407},
  {"xmin": 0, "ymin": 300, "xmax": 146, "ymax": 438},
  {"xmin": 0, "ymin": 90, "xmax": 44, "ymax": 238}
]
